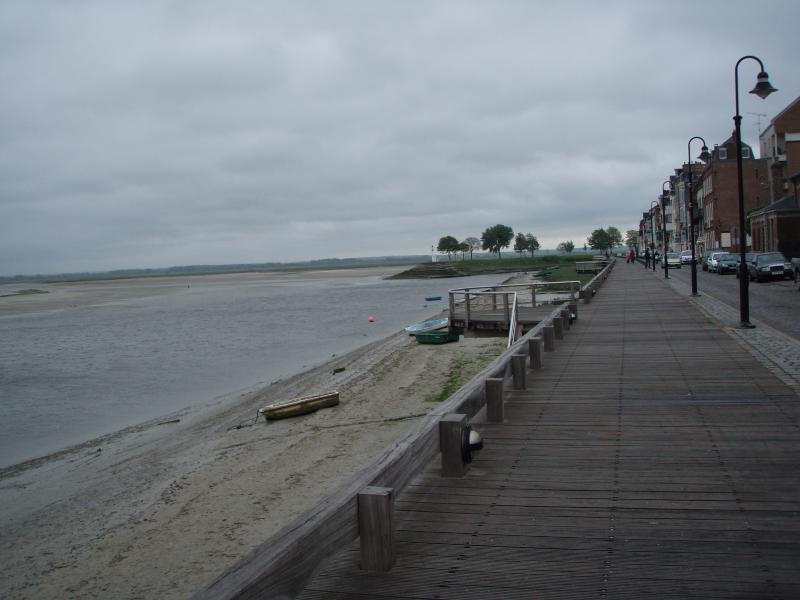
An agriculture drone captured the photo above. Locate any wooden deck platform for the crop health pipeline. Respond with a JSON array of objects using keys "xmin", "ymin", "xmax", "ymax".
[
  {"xmin": 450, "ymin": 305, "xmax": 557, "ymax": 331},
  {"xmin": 299, "ymin": 263, "xmax": 800, "ymax": 598}
]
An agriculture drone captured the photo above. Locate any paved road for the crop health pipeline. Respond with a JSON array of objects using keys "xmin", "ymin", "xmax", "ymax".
[
  {"xmin": 637, "ymin": 261, "xmax": 799, "ymax": 340},
  {"xmin": 630, "ymin": 259, "xmax": 800, "ymax": 393}
]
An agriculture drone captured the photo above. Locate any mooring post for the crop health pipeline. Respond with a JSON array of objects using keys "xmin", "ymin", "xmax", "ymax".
[
  {"xmin": 543, "ymin": 325, "xmax": 555, "ymax": 351},
  {"xmin": 486, "ymin": 377, "xmax": 504, "ymax": 422},
  {"xmin": 439, "ymin": 414, "xmax": 468, "ymax": 477},
  {"xmin": 529, "ymin": 336, "xmax": 543, "ymax": 369},
  {"xmin": 568, "ymin": 301, "xmax": 578, "ymax": 321},
  {"xmin": 511, "ymin": 353, "xmax": 527, "ymax": 390},
  {"xmin": 553, "ymin": 315, "xmax": 564, "ymax": 340},
  {"xmin": 358, "ymin": 486, "xmax": 394, "ymax": 572}
]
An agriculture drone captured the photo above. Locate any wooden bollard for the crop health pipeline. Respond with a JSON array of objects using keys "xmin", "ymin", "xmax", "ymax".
[
  {"xmin": 543, "ymin": 325, "xmax": 555, "ymax": 351},
  {"xmin": 486, "ymin": 378, "xmax": 504, "ymax": 422},
  {"xmin": 528, "ymin": 336, "xmax": 543, "ymax": 369},
  {"xmin": 440, "ymin": 414, "xmax": 468, "ymax": 477},
  {"xmin": 581, "ymin": 288, "xmax": 592, "ymax": 304},
  {"xmin": 553, "ymin": 316, "xmax": 564, "ymax": 340},
  {"xmin": 568, "ymin": 302, "xmax": 578, "ymax": 321},
  {"xmin": 511, "ymin": 354, "xmax": 527, "ymax": 390},
  {"xmin": 358, "ymin": 486, "xmax": 394, "ymax": 571},
  {"xmin": 561, "ymin": 308, "xmax": 570, "ymax": 331}
]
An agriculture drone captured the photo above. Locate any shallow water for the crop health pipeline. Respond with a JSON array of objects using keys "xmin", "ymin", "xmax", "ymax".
[{"xmin": 0, "ymin": 270, "xmax": 504, "ymax": 467}]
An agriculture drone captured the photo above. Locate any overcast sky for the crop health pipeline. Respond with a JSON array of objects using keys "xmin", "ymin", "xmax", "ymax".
[{"xmin": 1, "ymin": 1, "xmax": 798, "ymax": 275}]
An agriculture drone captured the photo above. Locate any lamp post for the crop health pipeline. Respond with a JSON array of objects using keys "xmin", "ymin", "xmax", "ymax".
[
  {"xmin": 734, "ymin": 55, "xmax": 777, "ymax": 328},
  {"xmin": 661, "ymin": 182, "xmax": 672, "ymax": 279},
  {"xmin": 650, "ymin": 200, "xmax": 659, "ymax": 272},
  {"xmin": 686, "ymin": 137, "xmax": 712, "ymax": 296}
]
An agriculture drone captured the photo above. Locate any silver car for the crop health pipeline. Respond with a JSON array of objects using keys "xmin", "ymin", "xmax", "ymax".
[{"xmin": 706, "ymin": 251, "xmax": 728, "ymax": 273}]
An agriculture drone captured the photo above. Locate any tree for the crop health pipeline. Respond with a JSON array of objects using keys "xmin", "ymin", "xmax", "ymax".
[
  {"xmin": 607, "ymin": 226, "xmax": 623, "ymax": 248},
  {"xmin": 557, "ymin": 240, "xmax": 575, "ymax": 253},
  {"xmin": 481, "ymin": 224, "xmax": 514, "ymax": 258},
  {"xmin": 464, "ymin": 237, "xmax": 481, "ymax": 260},
  {"xmin": 457, "ymin": 241, "xmax": 470, "ymax": 260},
  {"xmin": 587, "ymin": 228, "xmax": 613, "ymax": 252},
  {"xmin": 436, "ymin": 235, "xmax": 460, "ymax": 260},
  {"xmin": 624, "ymin": 229, "xmax": 638, "ymax": 248},
  {"xmin": 525, "ymin": 233, "xmax": 540, "ymax": 257},
  {"xmin": 513, "ymin": 232, "xmax": 528, "ymax": 256}
]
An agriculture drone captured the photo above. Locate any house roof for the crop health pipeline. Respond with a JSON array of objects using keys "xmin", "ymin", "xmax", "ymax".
[
  {"xmin": 769, "ymin": 95, "xmax": 800, "ymax": 126},
  {"xmin": 751, "ymin": 195, "xmax": 800, "ymax": 216}
]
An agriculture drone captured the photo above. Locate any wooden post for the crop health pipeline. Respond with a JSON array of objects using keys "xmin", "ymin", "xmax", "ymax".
[
  {"xmin": 464, "ymin": 290, "xmax": 471, "ymax": 329},
  {"xmin": 502, "ymin": 293, "xmax": 510, "ymax": 327},
  {"xmin": 358, "ymin": 486, "xmax": 394, "ymax": 572},
  {"xmin": 581, "ymin": 288, "xmax": 592, "ymax": 304},
  {"xmin": 529, "ymin": 336, "xmax": 543, "ymax": 369},
  {"xmin": 486, "ymin": 378, "xmax": 504, "ymax": 422},
  {"xmin": 448, "ymin": 292, "xmax": 456, "ymax": 320},
  {"xmin": 491, "ymin": 287, "xmax": 497, "ymax": 311},
  {"xmin": 568, "ymin": 301, "xmax": 578, "ymax": 320},
  {"xmin": 553, "ymin": 316, "xmax": 564, "ymax": 340},
  {"xmin": 543, "ymin": 325, "xmax": 555, "ymax": 351},
  {"xmin": 511, "ymin": 354, "xmax": 527, "ymax": 390},
  {"xmin": 439, "ymin": 414, "xmax": 468, "ymax": 477},
  {"xmin": 561, "ymin": 307, "xmax": 570, "ymax": 331},
  {"xmin": 530, "ymin": 285, "xmax": 537, "ymax": 307}
]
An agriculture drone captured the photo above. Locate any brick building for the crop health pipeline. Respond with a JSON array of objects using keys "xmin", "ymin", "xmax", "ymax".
[
  {"xmin": 696, "ymin": 135, "xmax": 769, "ymax": 253},
  {"xmin": 751, "ymin": 95, "xmax": 800, "ymax": 259}
]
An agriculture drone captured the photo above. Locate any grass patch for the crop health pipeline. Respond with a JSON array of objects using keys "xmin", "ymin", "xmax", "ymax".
[
  {"xmin": 426, "ymin": 339, "xmax": 506, "ymax": 403},
  {"xmin": 0, "ymin": 288, "xmax": 49, "ymax": 298}
]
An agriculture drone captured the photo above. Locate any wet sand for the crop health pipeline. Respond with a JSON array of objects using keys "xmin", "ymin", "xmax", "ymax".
[{"xmin": 0, "ymin": 279, "xmax": 506, "ymax": 598}]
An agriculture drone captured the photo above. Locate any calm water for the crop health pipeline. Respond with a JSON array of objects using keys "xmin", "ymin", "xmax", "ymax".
[{"xmin": 0, "ymin": 270, "xmax": 504, "ymax": 467}]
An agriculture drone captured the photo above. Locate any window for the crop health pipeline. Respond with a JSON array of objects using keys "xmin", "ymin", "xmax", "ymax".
[
  {"xmin": 741, "ymin": 146, "xmax": 751, "ymax": 159},
  {"xmin": 718, "ymin": 147, "xmax": 728, "ymax": 160}
]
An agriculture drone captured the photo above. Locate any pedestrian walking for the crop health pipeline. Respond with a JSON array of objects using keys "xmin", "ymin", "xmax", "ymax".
[{"xmin": 644, "ymin": 248, "xmax": 651, "ymax": 269}]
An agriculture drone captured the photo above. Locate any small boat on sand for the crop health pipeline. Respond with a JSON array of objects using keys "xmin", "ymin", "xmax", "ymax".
[
  {"xmin": 404, "ymin": 317, "xmax": 449, "ymax": 335},
  {"xmin": 259, "ymin": 391, "xmax": 339, "ymax": 421},
  {"xmin": 415, "ymin": 331, "xmax": 460, "ymax": 344}
]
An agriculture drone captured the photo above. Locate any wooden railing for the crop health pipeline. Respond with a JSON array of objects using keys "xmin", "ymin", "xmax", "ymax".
[
  {"xmin": 447, "ymin": 280, "xmax": 581, "ymax": 322},
  {"xmin": 192, "ymin": 263, "xmax": 615, "ymax": 600}
]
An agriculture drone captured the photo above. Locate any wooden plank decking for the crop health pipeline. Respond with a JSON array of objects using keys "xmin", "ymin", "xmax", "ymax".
[{"xmin": 299, "ymin": 263, "xmax": 800, "ymax": 598}]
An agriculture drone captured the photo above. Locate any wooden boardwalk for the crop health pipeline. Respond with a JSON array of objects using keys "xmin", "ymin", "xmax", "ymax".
[{"xmin": 299, "ymin": 263, "xmax": 800, "ymax": 599}]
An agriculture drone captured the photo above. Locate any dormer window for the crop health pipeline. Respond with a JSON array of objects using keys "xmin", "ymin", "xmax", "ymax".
[
  {"xmin": 718, "ymin": 147, "xmax": 728, "ymax": 160},
  {"xmin": 741, "ymin": 146, "xmax": 751, "ymax": 159}
]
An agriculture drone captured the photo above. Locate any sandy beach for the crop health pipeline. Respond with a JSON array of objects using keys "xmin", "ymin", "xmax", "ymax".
[{"xmin": 0, "ymin": 278, "xmax": 506, "ymax": 599}]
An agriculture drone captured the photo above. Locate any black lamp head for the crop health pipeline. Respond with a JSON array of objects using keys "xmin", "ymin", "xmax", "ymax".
[
  {"xmin": 750, "ymin": 71, "xmax": 777, "ymax": 99},
  {"xmin": 698, "ymin": 145, "xmax": 712, "ymax": 162}
]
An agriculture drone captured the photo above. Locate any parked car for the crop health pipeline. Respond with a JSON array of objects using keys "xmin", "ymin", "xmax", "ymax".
[
  {"xmin": 663, "ymin": 252, "xmax": 682, "ymax": 269},
  {"xmin": 679, "ymin": 250, "xmax": 694, "ymax": 265},
  {"xmin": 706, "ymin": 251, "xmax": 729, "ymax": 273},
  {"xmin": 747, "ymin": 252, "xmax": 795, "ymax": 282},
  {"xmin": 716, "ymin": 253, "xmax": 739, "ymax": 274},
  {"xmin": 735, "ymin": 253, "xmax": 756, "ymax": 278}
]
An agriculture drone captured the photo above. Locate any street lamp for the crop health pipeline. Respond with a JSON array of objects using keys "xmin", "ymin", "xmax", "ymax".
[
  {"xmin": 650, "ymin": 200, "xmax": 659, "ymax": 272},
  {"xmin": 734, "ymin": 55, "xmax": 777, "ymax": 328},
  {"xmin": 661, "ymin": 181, "xmax": 672, "ymax": 279},
  {"xmin": 686, "ymin": 137, "xmax": 712, "ymax": 296}
]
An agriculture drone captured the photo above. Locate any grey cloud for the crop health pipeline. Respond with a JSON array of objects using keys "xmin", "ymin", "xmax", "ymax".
[{"xmin": 1, "ymin": 1, "xmax": 799, "ymax": 275}]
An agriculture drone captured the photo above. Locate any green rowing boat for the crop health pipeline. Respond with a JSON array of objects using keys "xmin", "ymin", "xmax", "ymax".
[{"xmin": 415, "ymin": 331, "xmax": 460, "ymax": 344}]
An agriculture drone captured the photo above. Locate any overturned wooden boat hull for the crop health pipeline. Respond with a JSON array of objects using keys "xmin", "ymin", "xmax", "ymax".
[
  {"xmin": 259, "ymin": 391, "xmax": 339, "ymax": 420},
  {"xmin": 404, "ymin": 317, "xmax": 449, "ymax": 335}
]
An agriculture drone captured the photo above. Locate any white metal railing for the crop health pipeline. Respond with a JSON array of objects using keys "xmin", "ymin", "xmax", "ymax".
[{"xmin": 506, "ymin": 292, "xmax": 518, "ymax": 348}]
